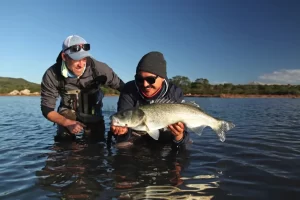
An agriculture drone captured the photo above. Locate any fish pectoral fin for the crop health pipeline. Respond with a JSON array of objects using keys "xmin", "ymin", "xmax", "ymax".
[
  {"xmin": 146, "ymin": 129, "xmax": 160, "ymax": 140},
  {"xmin": 133, "ymin": 123, "xmax": 149, "ymax": 132},
  {"xmin": 187, "ymin": 125, "xmax": 207, "ymax": 136},
  {"xmin": 161, "ymin": 127, "xmax": 168, "ymax": 131}
]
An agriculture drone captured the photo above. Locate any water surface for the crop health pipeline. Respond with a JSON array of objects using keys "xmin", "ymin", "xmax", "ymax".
[{"xmin": 0, "ymin": 96, "xmax": 300, "ymax": 200}]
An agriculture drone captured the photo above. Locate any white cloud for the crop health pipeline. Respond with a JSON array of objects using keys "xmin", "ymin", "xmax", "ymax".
[
  {"xmin": 259, "ymin": 69, "xmax": 300, "ymax": 84},
  {"xmin": 210, "ymin": 81, "xmax": 230, "ymax": 85}
]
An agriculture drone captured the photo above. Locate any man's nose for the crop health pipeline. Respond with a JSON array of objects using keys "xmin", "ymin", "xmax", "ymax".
[
  {"xmin": 78, "ymin": 59, "xmax": 86, "ymax": 67},
  {"xmin": 143, "ymin": 80, "xmax": 150, "ymax": 87}
]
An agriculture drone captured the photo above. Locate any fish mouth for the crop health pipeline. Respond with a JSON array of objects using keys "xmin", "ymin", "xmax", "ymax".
[
  {"xmin": 109, "ymin": 115, "xmax": 115, "ymax": 124},
  {"xmin": 110, "ymin": 116, "xmax": 121, "ymax": 126},
  {"xmin": 110, "ymin": 116, "xmax": 128, "ymax": 127},
  {"xmin": 109, "ymin": 115, "xmax": 117, "ymax": 122},
  {"xmin": 111, "ymin": 119, "xmax": 118, "ymax": 126}
]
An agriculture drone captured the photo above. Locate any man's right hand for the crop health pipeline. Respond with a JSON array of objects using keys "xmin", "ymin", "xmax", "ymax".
[
  {"xmin": 111, "ymin": 126, "xmax": 128, "ymax": 135},
  {"xmin": 64, "ymin": 119, "xmax": 86, "ymax": 134}
]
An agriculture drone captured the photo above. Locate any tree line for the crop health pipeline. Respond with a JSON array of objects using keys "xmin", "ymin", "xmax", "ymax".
[
  {"xmin": 169, "ymin": 76, "xmax": 300, "ymax": 95},
  {"xmin": 1, "ymin": 76, "xmax": 299, "ymax": 95}
]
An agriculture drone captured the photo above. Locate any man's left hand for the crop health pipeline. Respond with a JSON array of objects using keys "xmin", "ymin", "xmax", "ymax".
[{"xmin": 168, "ymin": 122, "xmax": 185, "ymax": 141}]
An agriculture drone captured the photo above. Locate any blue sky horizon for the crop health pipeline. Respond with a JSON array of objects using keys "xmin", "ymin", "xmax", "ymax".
[{"xmin": 1, "ymin": 0, "xmax": 299, "ymax": 85}]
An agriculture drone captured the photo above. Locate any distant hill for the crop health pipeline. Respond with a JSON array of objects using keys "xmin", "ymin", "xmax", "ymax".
[
  {"xmin": 0, "ymin": 77, "xmax": 40, "ymax": 94},
  {"xmin": 0, "ymin": 77, "xmax": 119, "ymax": 95}
]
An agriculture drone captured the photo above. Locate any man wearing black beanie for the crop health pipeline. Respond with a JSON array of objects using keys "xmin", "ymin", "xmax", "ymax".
[{"xmin": 110, "ymin": 51, "xmax": 190, "ymax": 151}]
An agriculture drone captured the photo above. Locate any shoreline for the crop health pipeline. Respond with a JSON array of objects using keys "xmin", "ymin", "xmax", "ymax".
[
  {"xmin": 0, "ymin": 93, "xmax": 119, "ymax": 97},
  {"xmin": 184, "ymin": 94, "xmax": 300, "ymax": 98},
  {"xmin": 1, "ymin": 93, "xmax": 299, "ymax": 98},
  {"xmin": 0, "ymin": 94, "xmax": 41, "ymax": 96}
]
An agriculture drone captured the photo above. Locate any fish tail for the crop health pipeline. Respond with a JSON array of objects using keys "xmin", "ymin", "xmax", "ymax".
[{"xmin": 212, "ymin": 121, "xmax": 235, "ymax": 142}]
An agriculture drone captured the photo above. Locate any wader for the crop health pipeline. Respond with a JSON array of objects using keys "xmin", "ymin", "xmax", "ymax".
[
  {"xmin": 55, "ymin": 88, "xmax": 106, "ymax": 142},
  {"xmin": 54, "ymin": 61, "xmax": 107, "ymax": 142}
]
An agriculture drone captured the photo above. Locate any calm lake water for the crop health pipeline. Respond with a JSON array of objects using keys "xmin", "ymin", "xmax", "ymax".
[{"xmin": 0, "ymin": 96, "xmax": 300, "ymax": 200}]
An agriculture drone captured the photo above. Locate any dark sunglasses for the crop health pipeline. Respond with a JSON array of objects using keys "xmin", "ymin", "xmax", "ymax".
[
  {"xmin": 135, "ymin": 75, "xmax": 158, "ymax": 85},
  {"xmin": 64, "ymin": 44, "xmax": 90, "ymax": 53}
]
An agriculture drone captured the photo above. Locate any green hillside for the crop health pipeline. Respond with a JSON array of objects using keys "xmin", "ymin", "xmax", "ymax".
[
  {"xmin": 1, "ymin": 76, "xmax": 299, "ymax": 96},
  {"xmin": 0, "ymin": 77, "xmax": 40, "ymax": 94},
  {"xmin": 0, "ymin": 77, "xmax": 119, "ymax": 95}
]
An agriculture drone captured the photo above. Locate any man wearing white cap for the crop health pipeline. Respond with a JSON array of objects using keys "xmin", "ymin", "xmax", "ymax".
[{"xmin": 41, "ymin": 35, "xmax": 125, "ymax": 142}]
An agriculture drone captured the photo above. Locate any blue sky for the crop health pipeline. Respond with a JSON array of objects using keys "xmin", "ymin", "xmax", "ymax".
[{"xmin": 1, "ymin": 0, "xmax": 299, "ymax": 85}]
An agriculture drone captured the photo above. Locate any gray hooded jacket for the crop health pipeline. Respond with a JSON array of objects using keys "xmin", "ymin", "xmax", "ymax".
[{"xmin": 40, "ymin": 52, "xmax": 124, "ymax": 119}]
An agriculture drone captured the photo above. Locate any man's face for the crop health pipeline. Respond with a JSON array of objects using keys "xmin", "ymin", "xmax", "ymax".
[
  {"xmin": 135, "ymin": 71, "xmax": 164, "ymax": 96},
  {"xmin": 62, "ymin": 53, "xmax": 87, "ymax": 77}
]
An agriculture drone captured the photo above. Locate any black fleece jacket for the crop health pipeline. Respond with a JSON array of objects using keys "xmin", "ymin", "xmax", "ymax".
[{"xmin": 115, "ymin": 79, "xmax": 190, "ymax": 150}]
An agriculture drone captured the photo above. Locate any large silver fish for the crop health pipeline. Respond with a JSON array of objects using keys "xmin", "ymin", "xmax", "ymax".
[{"xmin": 110, "ymin": 99, "xmax": 235, "ymax": 142}]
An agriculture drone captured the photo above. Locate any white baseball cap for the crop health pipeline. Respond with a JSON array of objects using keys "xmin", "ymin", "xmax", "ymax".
[{"xmin": 62, "ymin": 35, "xmax": 91, "ymax": 60}]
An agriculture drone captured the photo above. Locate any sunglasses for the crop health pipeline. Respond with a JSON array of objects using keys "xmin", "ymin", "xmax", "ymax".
[
  {"xmin": 135, "ymin": 75, "xmax": 158, "ymax": 85},
  {"xmin": 64, "ymin": 44, "xmax": 90, "ymax": 53}
]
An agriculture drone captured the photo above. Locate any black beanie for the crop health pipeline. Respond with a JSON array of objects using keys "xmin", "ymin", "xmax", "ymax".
[{"xmin": 136, "ymin": 51, "xmax": 167, "ymax": 78}]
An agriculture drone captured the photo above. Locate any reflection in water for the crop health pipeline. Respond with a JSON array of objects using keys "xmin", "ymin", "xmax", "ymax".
[
  {"xmin": 35, "ymin": 135, "xmax": 220, "ymax": 199},
  {"xmin": 35, "ymin": 140, "xmax": 113, "ymax": 199},
  {"xmin": 118, "ymin": 186, "xmax": 214, "ymax": 200},
  {"xmin": 117, "ymin": 172, "xmax": 219, "ymax": 199},
  {"xmin": 112, "ymin": 145, "xmax": 189, "ymax": 189}
]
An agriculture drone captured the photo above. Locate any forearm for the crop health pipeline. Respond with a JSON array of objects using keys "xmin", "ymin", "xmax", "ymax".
[
  {"xmin": 174, "ymin": 133, "xmax": 184, "ymax": 141},
  {"xmin": 46, "ymin": 111, "xmax": 70, "ymax": 127},
  {"xmin": 94, "ymin": 59, "xmax": 125, "ymax": 92},
  {"xmin": 115, "ymin": 79, "xmax": 125, "ymax": 92},
  {"xmin": 106, "ymin": 70, "xmax": 124, "ymax": 92}
]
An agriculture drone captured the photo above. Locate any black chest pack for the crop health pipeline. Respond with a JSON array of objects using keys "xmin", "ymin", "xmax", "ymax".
[{"xmin": 54, "ymin": 58, "xmax": 107, "ymax": 119}]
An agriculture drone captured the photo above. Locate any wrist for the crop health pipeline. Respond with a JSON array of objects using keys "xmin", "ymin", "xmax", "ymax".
[
  {"xmin": 62, "ymin": 118, "xmax": 72, "ymax": 127},
  {"xmin": 174, "ymin": 132, "xmax": 184, "ymax": 142}
]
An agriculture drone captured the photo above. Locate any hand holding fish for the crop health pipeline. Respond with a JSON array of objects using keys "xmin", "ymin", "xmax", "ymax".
[
  {"xmin": 168, "ymin": 122, "xmax": 185, "ymax": 141},
  {"xmin": 111, "ymin": 125, "xmax": 128, "ymax": 135}
]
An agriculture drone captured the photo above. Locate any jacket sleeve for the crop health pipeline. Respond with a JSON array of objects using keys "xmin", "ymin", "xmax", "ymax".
[
  {"xmin": 175, "ymin": 86, "xmax": 185, "ymax": 103},
  {"xmin": 115, "ymin": 86, "xmax": 135, "ymax": 143},
  {"xmin": 40, "ymin": 68, "xmax": 59, "ymax": 118},
  {"xmin": 171, "ymin": 130, "xmax": 190, "ymax": 151},
  {"xmin": 171, "ymin": 85, "xmax": 190, "ymax": 150},
  {"xmin": 117, "ymin": 90, "xmax": 135, "ymax": 112},
  {"xmin": 93, "ymin": 59, "xmax": 125, "ymax": 92}
]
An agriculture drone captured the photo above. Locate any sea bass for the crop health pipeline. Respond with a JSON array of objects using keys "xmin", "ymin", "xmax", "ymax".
[{"xmin": 110, "ymin": 100, "xmax": 235, "ymax": 142}]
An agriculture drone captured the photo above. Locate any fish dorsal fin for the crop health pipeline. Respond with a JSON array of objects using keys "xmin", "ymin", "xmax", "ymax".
[
  {"xmin": 152, "ymin": 99, "xmax": 201, "ymax": 109},
  {"xmin": 182, "ymin": 100, "xmax": 200, "ymax": 108},
  {"xmin": 152, "ymin": 98, "xmax": 176, "ymax": 104},
  {"xmin": 182, "ymin": 100, "xmax": 205, "ymax": 112}
]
